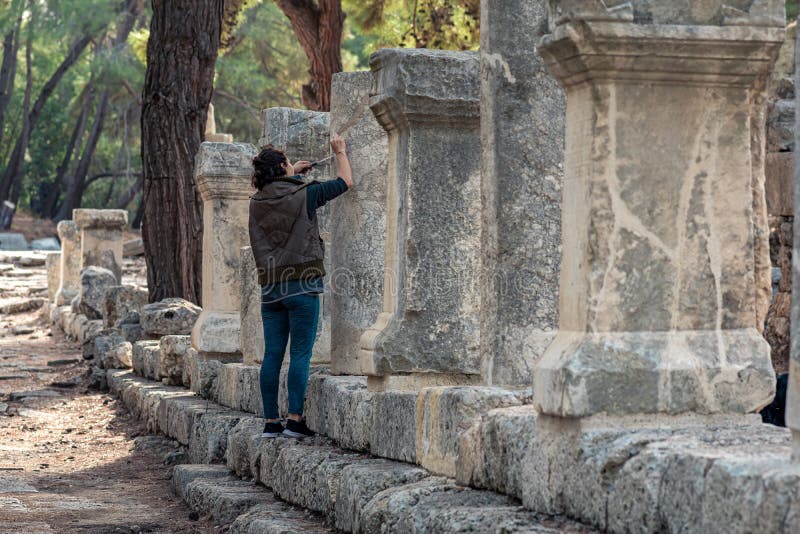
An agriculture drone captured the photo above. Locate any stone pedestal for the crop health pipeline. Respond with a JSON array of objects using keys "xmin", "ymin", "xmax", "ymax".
[
  {"xmin": 240, "ymin": 246, "xmax": 265, "ymax": 366},
  {"xmin": 533, "ymin": 2, "xmax": 783, "ymax": 417},
  {"xmin": 190, "ymin": 142, "xmax": 257, "ymax": 357},
  {"xmin": 54, "ymin": 221, "xmax": 81, "ymax": 305},
  {"xmin": 479, "ymin": 0, "xmax": 564, "ymax": 387},
  {"xmin": 205, "ymin": 103, "xmax": 233, "ymax": 143},
  {"xmin": 45, "ymin": 252, "xmax": 61, "ymax": 301},
  {"xmin": 789, "ymin": 19, "xmax": 800, "ymax": 461},
  {"xmin": 73, "ymin": 209, "xmax": 127, "ymax": 282},
  {"xmin": 260, "ymin": 106, "xmax": 332, "ymax": 364},
  {"xmin": 358, "ymin": 49, "xmax": 482, "ymax": 389},
  {"xmin": 329, "ymin": 72, "xmax": 389, "ymax": 375}
]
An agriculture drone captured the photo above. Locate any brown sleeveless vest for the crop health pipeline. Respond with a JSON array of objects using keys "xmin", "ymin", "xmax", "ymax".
[{"xmin": 248, "ymin": 177, "xmax": 325, "ymax": 285}]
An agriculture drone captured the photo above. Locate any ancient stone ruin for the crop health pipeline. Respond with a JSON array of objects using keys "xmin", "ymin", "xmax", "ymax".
[{"xmin": 40, "ymin": 1, "xmax": 800, "ymax": 532}]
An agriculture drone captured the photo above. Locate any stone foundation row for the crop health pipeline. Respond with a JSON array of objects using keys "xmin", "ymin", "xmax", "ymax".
[
  {"xmin": 108, "ymin": 370, "xmax": 592, "ymax": 533},
  {"xmin": 45, "ymin": 297, "xmax": 800, "ymax": 533},
  {"xmin": 173, "ymin": 464, "xmax": 333, "ymax": 532}
]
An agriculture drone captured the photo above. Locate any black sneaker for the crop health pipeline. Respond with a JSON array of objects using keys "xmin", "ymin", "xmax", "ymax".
[
  {"xmin": 283, "ymin": 419, "xmax": 315, "ymax": 439},
  {"xmin": 261, "ymin": 421, "xmax": 284, "ymax": 438}
]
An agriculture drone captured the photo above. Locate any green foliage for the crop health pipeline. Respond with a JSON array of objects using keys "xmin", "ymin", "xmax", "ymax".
[
  {"xmin": 0, "ymin": 0, "xmax": 484, "ymax": 220},
  {"xmin": 789, "ymin": 1, "xmax": 800, "ymax": 20},
  {"xmin": 212, "ymin": 0, "xmax": 308, "ymax": 142},
  {"xmin": 343, "ymin": 0, "xmax": 480, "ymax": 66},
  {"xmin": 0, "ymin": 0, "xmax": 141, "ymax": 217}
]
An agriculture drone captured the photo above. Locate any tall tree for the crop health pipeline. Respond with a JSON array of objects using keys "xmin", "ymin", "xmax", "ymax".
[
  {"xmin": 42, "ymin": 83, "xmax": 93, "ymax": 218},
  {"xmin": 275, "ymin": 0, "xmax": 343, "ymax": 111},
  {"xmin": 0, "ymin": 3, "xmax": 23, "ymax": 150},
  {"xmin": 0, "ymin": 32, "xmax": 93, "ymax": 204},
  {"xmin": 53, "ymin": 91, "xmax": 109, "ymax": 219},
  {"xmin": 140, "ymin": 0, "xmax": 225, "ymax": 304},
  {"xmin": 51, "ymin": 0, "xmax": 143, "ymax": 218}
]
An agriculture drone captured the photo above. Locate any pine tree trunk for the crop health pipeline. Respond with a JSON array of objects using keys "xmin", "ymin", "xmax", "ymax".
[
  {"xmin": 0, "ymin": 13, "xmax": 22, "ymax": 152},
  {"xmin": 141, "ymin": 0, "xmax": 224, "ymax": 304},
  {"xmin": 275, "ymin": 0, "xmax": 343, "ymax": 111},
  {"xmin": 0, "ymin": 25, "xmax": 34, "ymax": 227}
]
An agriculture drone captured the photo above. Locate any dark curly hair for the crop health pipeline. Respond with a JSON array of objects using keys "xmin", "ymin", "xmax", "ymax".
[{"xmin": 252, "ymin": 145, "xmax": 288, "ymax": 190}]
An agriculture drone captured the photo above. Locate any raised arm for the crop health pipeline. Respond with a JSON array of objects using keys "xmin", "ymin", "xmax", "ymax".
[{"xmin": 331, "ymin": 134, "xmax": 352, "ymax": 188}]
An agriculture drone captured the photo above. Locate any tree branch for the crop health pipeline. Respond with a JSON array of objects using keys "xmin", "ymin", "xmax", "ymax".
[
  {"xmin": 85, "ymin": 170, "xmax": 143, "ymax": 187},
  {"xmin": 213, "ymin": 89, "xmax": 259, "ymax": 120},
  {"xmin": 120, "ymin": 79, "xmax": 142, "ymax": 106}
]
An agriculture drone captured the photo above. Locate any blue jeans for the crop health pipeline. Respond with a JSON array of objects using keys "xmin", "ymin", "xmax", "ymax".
[{"xmin": 259, "ymin": 292, "xmax": 320, "ymax": 419}]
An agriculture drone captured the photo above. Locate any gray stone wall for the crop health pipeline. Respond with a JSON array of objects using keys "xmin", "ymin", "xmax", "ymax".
[
  {"xmin": 239, "ymin": 246, "xmax": 264, "ymax": 366},
  {"xmin": 789, "ymin": 17, "xmax": 800, "ymax": 460},
  {"xmin": 479, "ymin": 0, "xmax": 564, "ymax": 386}
]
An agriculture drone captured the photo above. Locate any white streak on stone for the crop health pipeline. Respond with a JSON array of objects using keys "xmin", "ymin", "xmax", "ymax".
[{"xmin": 483, "ymin": 53, "xmax": 517, "ymax": 84}]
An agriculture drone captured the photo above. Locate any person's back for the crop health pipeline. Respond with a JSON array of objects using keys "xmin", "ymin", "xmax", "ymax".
[{"xmin": 248, "ymin": 135, "xmax": 352, "ymax": 438}]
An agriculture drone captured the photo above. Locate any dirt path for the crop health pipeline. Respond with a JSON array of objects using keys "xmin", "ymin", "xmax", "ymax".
[{"xmin": 0, "ymin": 258, "xmax": 214, "ymax": 533}]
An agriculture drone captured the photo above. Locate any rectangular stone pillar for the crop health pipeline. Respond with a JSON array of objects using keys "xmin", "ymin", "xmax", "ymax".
[
  {"xmin": 190, "ymin": 142, "xmax": 257, "ymax": 358},
  {"xmin": 55, "ymin": 220, "xmax": 80, "ymax": 305},
  {"xmin": 73, "ymin": 209, "xmax": 127, "ymax": 282},
  {"xmin": 359, "ymin": 49, "xmax": 482, "ymax": 390},
  {"xmin": 479, "ymin": 0, "xmax": 564, "ymax": 386},
  {"xmin": 239, "ymin": 246, "xmax": 264, "ymax": 366},
  {"xmin": 329, "ymin": 71, "xmax": 389, "ymax": 375},
  {"xmin": 260, "ymin": 106, "xmax": 332, "ymax": 364},
  {"xmin": 789, "ymin": 18, "xmax": 800, "ymax": 461},
  {"xmin": 534, "ymin": 1, "xmax": 783, "ymax": 417},
  {"xmin": 46, "ymin": 252, "xmax": 61, "ymax": 301}
]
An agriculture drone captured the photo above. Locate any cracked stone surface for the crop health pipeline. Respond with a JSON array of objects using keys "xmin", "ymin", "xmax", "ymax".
[
  {"xmin": 329, "ymin": 71, "xmax": 389, "ymax": 376},
  {"xmin": 359, "ymin": 48, "xmax": 483, "ymax": 378},
  {"xmin": 73, "ymin": 209, "xmax": 127, "ymax": 282},
  {"xmin": 479, "ymin": 0, "xmax": 564, "ymax": 387},
  {"xmin": 533, "ymin": 1, "xmax": 783, "ymax": 417}
]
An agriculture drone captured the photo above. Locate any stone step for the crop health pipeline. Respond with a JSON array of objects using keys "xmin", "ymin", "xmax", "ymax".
[
  {"xmin": 108, "ymin": 364, "xmax": 800, "ymax": 532},
  {"xmin": 109, "ymin": 370, "xmax": 596, "ymax": 533},
  {"xmin": 172, "ymin": 464, "xmax": 332, "ymax": 531}
]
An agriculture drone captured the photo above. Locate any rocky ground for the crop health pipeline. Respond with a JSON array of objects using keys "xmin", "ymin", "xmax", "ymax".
[{"xmin": 0, "ymin": 254, "xmax": 213, "ymax": 533}]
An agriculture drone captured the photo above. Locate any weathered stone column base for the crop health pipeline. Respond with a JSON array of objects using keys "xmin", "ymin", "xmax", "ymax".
[
  {"xmin": 191, "ymin": 310, "xmax": 242, "ymax": 357},
  {"xmin": 787, "ymin": 359, "xmax": 800, "ymax": 461},
  {"xmin": 206, "ymin": 133, "xmax": 233, "ymax": 143},
  {"xmin": 55, "ymin": 290, "xmax": 78, "ymax": 307},
  {"xmin": 523, "ymin": 411, "xmax": 792, "ymax": 532},
  {"xmin": 367, "ymin": 373, "xmax": 482, "ymax": 393},
  {"xmin": 792, "ymin": 430, "xmax": 800, "ymax": 462},
  {"xmin": 534, "ymin": 329, "xmax": 774, "ymax": 417}
]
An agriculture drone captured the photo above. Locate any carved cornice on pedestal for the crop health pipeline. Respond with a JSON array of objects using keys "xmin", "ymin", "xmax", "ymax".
[
  {"xmin": 73, "ymin": 209, "xmax": 128, "ymax": 230},
  {"xmin": 194, "ymin": 142, "xmax": 257, "ymax": 201},
  {"xmin": 539, "ymin": 22, "xmax": 785, "ymax": 88},
  {"xmin": 368, "ymin": 48, "xmax": 480, "ymax": 131}
]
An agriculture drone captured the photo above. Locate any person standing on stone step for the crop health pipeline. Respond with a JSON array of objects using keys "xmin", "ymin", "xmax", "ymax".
[{"xmin": 249, "ymin": 134, "xmax": 352, "ymax": 439}]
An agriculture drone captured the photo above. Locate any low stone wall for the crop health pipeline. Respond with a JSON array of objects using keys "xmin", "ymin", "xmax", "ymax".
[
  {"xmin": 109, "ymin": 370, "xmax": 593, "ymax": 533},
  {"xmin": 50, "ymin": 287, "xmax": 800, "ymax": 533}
]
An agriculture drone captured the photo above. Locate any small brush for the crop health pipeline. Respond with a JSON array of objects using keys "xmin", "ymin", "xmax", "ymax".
[{"xmin": 310, "ymin": 153, "xmax": 336, "ymax": 168}]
